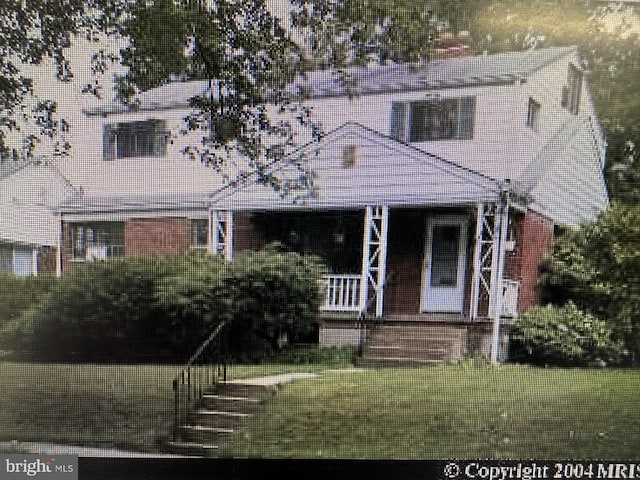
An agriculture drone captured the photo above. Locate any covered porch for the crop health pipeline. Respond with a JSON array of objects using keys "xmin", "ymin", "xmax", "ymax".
[
  {"xmin": 221, "ymin": 203, "xmax": 521, "ymax": 322},
  {"xmin": 206, "ymin": 123, "xmax": 532, "ymax": 361}
]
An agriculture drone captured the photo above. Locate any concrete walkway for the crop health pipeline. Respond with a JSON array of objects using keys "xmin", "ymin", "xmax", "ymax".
[
  {"xmin": 0, "ymin": 441, "xmax": 187, "ymax": 457},
  {"xmin": 226, "ymin": 372, "xmax": 319, "ymax": 386}
]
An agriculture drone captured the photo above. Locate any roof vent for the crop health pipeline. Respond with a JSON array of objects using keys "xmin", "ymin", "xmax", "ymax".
[{"xmin": 342, "ymin": 145, "xmax": 357, "ymax": 168}]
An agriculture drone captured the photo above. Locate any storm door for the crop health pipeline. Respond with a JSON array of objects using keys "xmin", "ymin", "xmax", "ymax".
[{"xmin": 421, "ymin": 216, "xmax": 467, "ymax": 313}]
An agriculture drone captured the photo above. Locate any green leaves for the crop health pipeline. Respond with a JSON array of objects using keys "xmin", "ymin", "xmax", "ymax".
[
  {"xmin": 541, "ymin": 202, "xmax": 640, "ymax": 364},
  {"xmin": 18, "ymin": 249, "xmax": 324, "ymax": 363},
  {"xmin": 511, "ymin": 302, "xmax": 625, "ymax": 367}
]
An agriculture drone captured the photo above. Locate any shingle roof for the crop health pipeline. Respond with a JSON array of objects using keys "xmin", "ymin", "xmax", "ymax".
[{"xmin": 84, "ymin": 47, "xmax": 577, "ymax": 115}]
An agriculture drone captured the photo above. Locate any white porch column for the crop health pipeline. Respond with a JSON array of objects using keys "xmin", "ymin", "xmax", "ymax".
[
  {"xmin": 469, "ymin": 204, "xmax": 484, "ymax": 319},
  {"xmin": 31, "ymin": 248, "xmax": 38, "ymax": 276},
  {"xmin": 489, "ymin": 200, "xmax": 510, "ymax": 364},
  {"xmin": 209, "ymin": 210, "xmax": 233, "ymax": 261},
  {"xmin": 56, "ymin": 213, "xmax": 63, "ymax": 277},
  {"xmin": 358, "ymin": 205, "xmax": 389, "ymax": 317}
]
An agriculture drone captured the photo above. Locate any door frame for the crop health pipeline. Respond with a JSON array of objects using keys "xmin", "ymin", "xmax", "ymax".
[{"xmin": 420, "ymin": 215, "xmax": 468, "ymax": 313}]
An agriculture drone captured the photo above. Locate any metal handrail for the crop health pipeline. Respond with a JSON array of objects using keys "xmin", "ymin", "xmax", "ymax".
[{"xmin": 172, "ymin": 320, "xmax": 228, "ymax": 442}]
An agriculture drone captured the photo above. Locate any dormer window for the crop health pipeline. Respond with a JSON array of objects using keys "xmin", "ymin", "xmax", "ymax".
[
  {"xmin": 103, "ymin": 119, "xmax": 169, "ymax": 161},
  {"xmin": 526, "ymin": 97, "xmax": 541, "ymax": 131},
  {"xmin": 390, "ymin": 96, "xmax": 476, "ymax": 142},
  {"xmin": 561, "ymin": 64, "xmax": 582, "ymax": 115}
]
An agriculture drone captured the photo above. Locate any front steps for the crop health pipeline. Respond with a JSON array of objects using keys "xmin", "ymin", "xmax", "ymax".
[
  {"xmin": 166, "ymin": 381, "xmax": 275, "ymax": 457},
  {"xmin": 360, "ymin": 322, "xmax": 468, "ymax": 367}
]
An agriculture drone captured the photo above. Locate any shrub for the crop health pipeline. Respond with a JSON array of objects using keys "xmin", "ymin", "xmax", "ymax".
[
  {"xmin": 541, "ymin": 202, "xmax": 640, "ymax": 363},
  {"xmin": 158, "ymin": 247, "xmax": 326, "ymax": 362},
  {"xmin": 0, "ymin": 274, "xmax": 55, "ymax": 354},
  {"xmin": 25, "ymin": 248, "xmax": 325, "ymax": 363},
  {"xmin": 510, "ymin": 303, "xmax": 626, "ymax": 367},
  {"xmin": 25, "ymin": 257, "xmax": 180, "ymax": 362}
]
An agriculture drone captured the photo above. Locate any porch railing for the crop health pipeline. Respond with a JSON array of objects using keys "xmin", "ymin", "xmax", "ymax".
[
  {"xmin": 322, "ymin": 274, "xmax": 362, "ymax": 312},
  {"xmin": 172, "ymin": 321, "xmax": 228, "ymax": 442},
  {"xmin": 502, "ymin": 279, "xmax": 520, "ymax": 318}
]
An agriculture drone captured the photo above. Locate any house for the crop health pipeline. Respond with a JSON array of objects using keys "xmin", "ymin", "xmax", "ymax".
[{"xmin": 0, "ymin": 46, "xmax": 608, "ymax": 361}]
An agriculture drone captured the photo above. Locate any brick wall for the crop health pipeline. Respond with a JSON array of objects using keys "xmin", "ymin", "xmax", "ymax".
[
  {"xmin": 38, "ymin": 246, "xmax": 58, "ymax": 275},
  {"xmin": 124, "ymin": 217, "xmax": 190, "ymax": 256},
  {"xmin": 233, "ymin": 212, "xmax": 265, "ymax": 252},
  {"xmin": 60, "ymin": 221, "xmax": 75, "ymax": 274},
  {"xmin": 504, "ymin": 210, "xmax": 555, "ymax": 313}
]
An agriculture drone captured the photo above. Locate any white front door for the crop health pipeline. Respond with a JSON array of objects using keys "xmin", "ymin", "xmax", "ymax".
[{"xmin": 422, "ymin": 216, "xmax": 468, "ymax": 313}]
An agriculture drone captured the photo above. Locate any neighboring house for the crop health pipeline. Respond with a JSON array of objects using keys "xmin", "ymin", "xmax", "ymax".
[{"xmin": 0, "ymin": 46, "xmax": 608, "ymax": 360}]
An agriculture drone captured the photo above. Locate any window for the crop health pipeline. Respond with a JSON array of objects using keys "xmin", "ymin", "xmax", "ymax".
[
  {"xmin": 190, "ymin": 218, "xmax": 208, "ymax": 249},
  {"xmin": 103, "ymin": 120, "xmax": 169, "ymax": 161},
  {"xmin": 526, "ymin": 97, "xmax": 541, "ymax": 131},
  {"xmin": 71, "ymin": 223, "xmax": 124, "ymax": 261},
  {"xmin": 0, "ymin": 243, "xmax": 35, "ymax": 276},
  {"xmin": 561, "ymin": 64, "xmax": 582, "ymax": 115},
  {"xmin": 390, "ymin": 96, "xmax": 476, "ymax": 142}
]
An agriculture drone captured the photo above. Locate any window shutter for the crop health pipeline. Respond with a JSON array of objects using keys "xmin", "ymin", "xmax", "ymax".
[
  {"xmin": 390, "ymin": 102, "xmax": 407, "ymax": 141},
  {"xmin": 456, "ymin": 96, "xmax": 476, "ymax": 139},
  {"xmin": 103, "ymin": 125, "xmax": 116, "ymax": 161}
]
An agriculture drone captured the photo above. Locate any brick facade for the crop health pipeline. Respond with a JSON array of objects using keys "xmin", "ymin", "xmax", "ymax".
[
  {"xmin": 504, "ymin": 210, "xmax": 555, "ymax": 313},
  {"xmin": 61, "ymin": 217, "xmax": 193, "ymax": 273},
  {"xmin": 124, "ymin": 217, "xmax": 191, "ymax": 256},
  {"xmin": 232, "ymin": 213, "xmax": 265, "ymax": 252},
  {"xmin": 37, "ymin": 246, "xmax": 58, "ymax": 275}
]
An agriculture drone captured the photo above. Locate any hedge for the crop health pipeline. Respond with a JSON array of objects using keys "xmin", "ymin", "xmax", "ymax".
[
  {"xmin": 22, "ymin": 248, "xmax": 325, "ymax": 363},
  {"xmin": 510, "ymin": 302, "xmax": 626, "ymax": 367}
]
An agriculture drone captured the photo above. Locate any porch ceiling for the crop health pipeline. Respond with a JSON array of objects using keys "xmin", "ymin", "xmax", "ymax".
[{"xmin": 210, "ymin": 123, "xmax": 503, "ymax": 211}]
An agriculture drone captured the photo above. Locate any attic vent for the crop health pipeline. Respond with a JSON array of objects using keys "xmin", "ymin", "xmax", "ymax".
[{"xmin": 342, "ymin": 145, "xmax": 357, "ymax": 168}]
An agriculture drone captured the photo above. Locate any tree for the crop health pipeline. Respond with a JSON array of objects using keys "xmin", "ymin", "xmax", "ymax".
[
  {"xmin": 541, "ymin": 202, "xmax": 640, "ymax": 364},
  {"xmin": 1, "ymin": 0, "xmax": 452, "ymax": 187},
  {"xmin": 463, "ymin": 0, "xmax": 640, "ymax": 203}
]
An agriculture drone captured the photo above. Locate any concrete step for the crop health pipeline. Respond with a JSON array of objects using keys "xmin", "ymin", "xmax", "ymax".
[
  {"xmin": 373, "ymin": 326, "xmax": 467, "ymax": 338},
  {"xmin": 366, "ymin": 345, "xmax": 451, "ymax": 358},
  {"xmin": 200, "ymin": 394, "xmax": 263, "ymax": 412},
  {"xmin": 189, "ymin": 410, "xmax": 250, "ymax": 429},
  {"xmin": 179, "ymin": 425, "xmax": 234, "ymax": 444},
  {"xmin": 359, "ymin": 356, "xmax": 445, "ymax": 367},
  {"xmin": 164, "ymin": 441, "xmax": 219, "ymax": 458},
  {"xmin": 367, "ymin": 337, "xmax": 457, "ymax": 349}
]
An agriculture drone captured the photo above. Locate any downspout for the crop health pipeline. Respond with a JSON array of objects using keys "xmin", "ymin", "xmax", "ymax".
[
  {"xmin": 56, "ymin": 212, "xmax": 63, "ymax": 277},
  {"xmin": 490, "ymin": 185, "xmax": 510, "ymax": 364}
]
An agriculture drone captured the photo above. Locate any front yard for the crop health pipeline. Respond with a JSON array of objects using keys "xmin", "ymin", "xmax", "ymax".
[{"xmin": 1, "ymin": 361, "xmax": 639, "ymax": 458}]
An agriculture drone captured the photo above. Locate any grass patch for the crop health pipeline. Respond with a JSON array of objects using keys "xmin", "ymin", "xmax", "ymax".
[
  {"xmin": 0, "ymin": 362, "xmax": 324, "ymax": 452},
  {"xmin": 224, "ymin": 365, "xmax": 640, "ymax": 459},
  {"xmin": 2, "ymin": 361, "xmax": 639, "ymax": 458}
]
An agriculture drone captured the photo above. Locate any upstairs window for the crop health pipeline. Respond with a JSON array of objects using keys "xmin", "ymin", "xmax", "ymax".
[
  {"xmin": 526, "ymin": 97, "xmax": 541, "ymax": 131},
  {"xmin": 103, "ymin": 120, "xmax": 169, "ymax": 161},
  {"xmin": 390, "ymin": 96, "xmax": 476, "ymax": 142},
  {"xmin": 561, "ymin": 64, "xmax": 582, "ymax": 115}
]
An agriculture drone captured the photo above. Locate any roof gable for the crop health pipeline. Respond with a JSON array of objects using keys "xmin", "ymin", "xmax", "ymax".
[{"xmin": 211, "ymin": 123, "xmax": 502, "ymax": 210}]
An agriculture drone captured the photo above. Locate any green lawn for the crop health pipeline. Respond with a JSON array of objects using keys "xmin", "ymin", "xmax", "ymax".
[
  {"xmin": 1, "ymin": 361, "xmax": 639, "ymax": 458},
  {"xmin": 224, "ymin": 365, "xmax": 640, "ymax": 459},
  {"xmin": 0, "ymin": 362, "xmax": 322, "ymax": 452}
]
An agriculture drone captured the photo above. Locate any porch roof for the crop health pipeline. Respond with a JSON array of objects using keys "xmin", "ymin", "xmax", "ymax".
[
  {"xmin": 0, "ymin": 163, "xmax": 77, "ymax": 246},
  {"xmin": 209, "ymin": 123, "xmax": 505, "ymax": 211}
]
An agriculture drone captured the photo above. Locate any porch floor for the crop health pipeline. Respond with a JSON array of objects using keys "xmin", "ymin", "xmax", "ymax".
[{"xmin": 319, "ymin": 312, "xmax": 516, "ymax": 327}]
